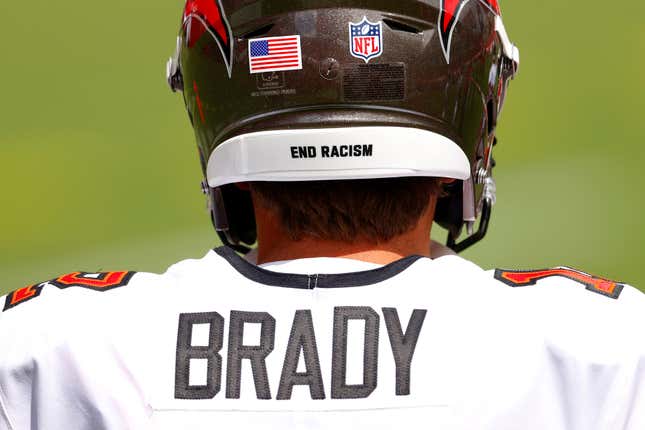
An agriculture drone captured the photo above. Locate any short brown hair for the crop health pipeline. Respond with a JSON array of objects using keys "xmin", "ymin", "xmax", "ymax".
[{"xmin": 251, "ymin": 177, "xmax": 441, "ymax": 243}]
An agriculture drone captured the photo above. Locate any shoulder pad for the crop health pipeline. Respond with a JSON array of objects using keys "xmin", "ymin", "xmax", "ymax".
[
  {"xmin": 493, "ymin": 266, "xmax": 625, "ymax": 300},
  {"xmin": 2, "ymin": 271, "xmax": 137, "ymax": 312}
]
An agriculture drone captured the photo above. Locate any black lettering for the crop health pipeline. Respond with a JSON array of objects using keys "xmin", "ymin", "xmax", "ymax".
[
  {"xmin": 331, "ymin": 145, "xmax": 340, "ymax": 157},
  {"xmin": 226, "ymin": 311, "xmax": 275, "ymax": 399},
  {"xmin": 382, "ymin": 308, "xmax": 427, "ymax": 396},
  {"xmin": 277, "ymin": 310, "xmax": 325, "ymax": 400},
  {"xmin": 363, "ymin": 144, "xmax": 373, "ymax": 157},
  {"xmin": 290, "ymin": 146, "xmax": 299, "ymax": 159},
  {"xmin": 175, "ymin": 312, "xmax": 224, "ymax": 399},
  {"xmin": 321, "ymin": 146, "xmax": 330, "ymax": 157},
  {"xmin": 340, "ymin": 145, "xmax": 349, "ymax": 157},
  {"xmin": 307, "ymin": 146, "xmax": 317, "ymax": 158},
  {"xmin": 298, "ymin": 146, "xmax": 308, "ymax": 159},
  {"xmin": 331, "ymin": 307, "xmax": 379, "ymax": 399},
  {"xmin": 353, "ymin": 145, "xmax": 361, "ymax": 156}
]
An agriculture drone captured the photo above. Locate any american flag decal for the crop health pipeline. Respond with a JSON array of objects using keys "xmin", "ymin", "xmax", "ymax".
[{"xmin": 248, "ymin": 35, "xmax": 303, "ymax": 74}]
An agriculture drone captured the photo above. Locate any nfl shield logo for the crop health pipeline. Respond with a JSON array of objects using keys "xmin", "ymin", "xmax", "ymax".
[{"xmin": 349, "ymin": 17, "xmax": 383, "ymax": 63}]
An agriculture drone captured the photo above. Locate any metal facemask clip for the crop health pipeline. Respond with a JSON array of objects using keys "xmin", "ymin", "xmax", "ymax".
[
  {"xmin": 166, "ymin": 36, "xmax": 184, "ymax": 92},
  {"xmin": 495, "ymin": 15, "xmax": 520, "ymax": 77}
]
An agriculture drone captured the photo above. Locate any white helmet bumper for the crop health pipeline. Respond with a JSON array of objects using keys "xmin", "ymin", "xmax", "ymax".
[{"xmin": 206, "ymin": 127, "xmax": 471, "ymax": 188}]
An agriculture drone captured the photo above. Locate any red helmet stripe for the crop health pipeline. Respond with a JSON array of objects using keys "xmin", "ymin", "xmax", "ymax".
[
  {"xmin": 184, "ymin": 0, "xmax": 229, "ymax": 45},
  {"xmin": 485, "ymin": 0, "xmax": 501, "ymax": 14},
  {"xmin": 182, "ymin": 0, "xmax": 234, "ymax": 76},
  {"xmin": 439, "ymin": 0, "xmax": 469, "ymax": 62},
  {"xmin": 441, "ymin": 0, "xmax": 463, "ymax": 33},
  {"xmin": 439, "ymin": 0, "xmax": 500, "ymax": 63}
]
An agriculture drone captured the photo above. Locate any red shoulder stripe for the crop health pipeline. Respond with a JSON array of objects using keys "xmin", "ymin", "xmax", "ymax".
[
  {"xmin": 494, "ymin": 267, "xmax": 625, "ymax": 299},
  {"xmin": 3, "ymin": 271, "xmax": 137, "ymax": 312}
]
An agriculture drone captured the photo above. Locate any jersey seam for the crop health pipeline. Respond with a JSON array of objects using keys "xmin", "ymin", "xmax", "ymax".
[
  {"xmin": 0, "ymin": 383, "xmax": 16, "ymax": 430},
  {"xmin": 150, "ymin": 404, "xmax": 449, "ymax": 413}
]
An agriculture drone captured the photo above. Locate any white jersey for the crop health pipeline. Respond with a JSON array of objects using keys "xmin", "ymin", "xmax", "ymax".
[{"xmin": 1, "ymin": 247, "xmax": 644, "ymax": 430}]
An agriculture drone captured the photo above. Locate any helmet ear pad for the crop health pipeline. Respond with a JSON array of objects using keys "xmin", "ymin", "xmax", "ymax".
[
  {"xmin": 434, "ymin": 181, "xmax": 463, "ymax": 239},
  {"xmin": 213, "ymin": 184, "xmax": 257, "ymax": 248}
]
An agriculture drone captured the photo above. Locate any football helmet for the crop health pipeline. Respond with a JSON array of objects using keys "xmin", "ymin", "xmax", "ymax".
[{"xmin": 167, "ymin": 0, "xmax": 519, "ymax": 252}]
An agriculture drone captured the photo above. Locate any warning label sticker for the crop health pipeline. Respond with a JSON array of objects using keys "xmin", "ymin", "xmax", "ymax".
[{"xmin": 342, "ymin": 63, "xmax": 405, "ymax": 102}]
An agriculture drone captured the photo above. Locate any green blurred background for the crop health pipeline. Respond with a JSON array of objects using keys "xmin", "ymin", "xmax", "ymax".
[{"xmin": 1, "ymin": 1, "xmax": 643, "ymax": 295}]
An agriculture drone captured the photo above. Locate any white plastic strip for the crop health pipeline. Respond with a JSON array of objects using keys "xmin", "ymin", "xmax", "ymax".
[{"xmin": 206, "ymin": 127, "xmax": 471, "ymax": 188}]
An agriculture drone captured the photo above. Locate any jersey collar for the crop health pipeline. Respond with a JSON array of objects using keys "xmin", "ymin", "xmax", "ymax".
[{"xmin": 213, "ymin": 246, "xmax": 424, "ymax": 289}]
